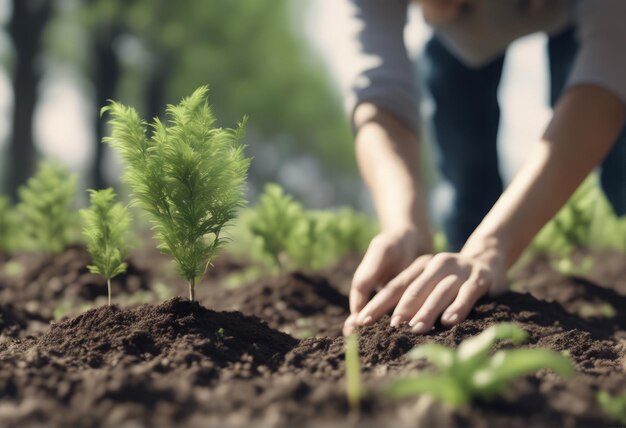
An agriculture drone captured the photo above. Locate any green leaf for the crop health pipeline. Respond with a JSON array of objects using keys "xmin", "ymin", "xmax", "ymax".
[
  {"xmin": 457, "ymin": 323, "xmax": 528, "ymax": 365},
  {"xmin": 407, "ymin": 343, "xmax": 455, "ymax": 370},
  {"xmin": 598, "ymin": 391, "xmax": 626, "ymax": 424},
  {"xmin": 386, "ymin": 374, "xmax": 468, "ymax": 406},
  {"xmin": 472, "ymin": 348, "xmax": 574, "ymax": 398}
]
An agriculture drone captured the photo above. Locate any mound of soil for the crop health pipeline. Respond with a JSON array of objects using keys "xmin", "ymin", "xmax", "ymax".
[
  {"xmin": 0, "ymin": 303, "xmax": 47, "ymax": 339},
  {"xmin": 0, "ymin": 249, "xmax": 625, "ymax": 427},
  {"xmin": 214, "ymin": 272, "xmax": 350, "ymax": 338},
  {"xmin": 0, "ymin": 245, "xmax": 151, "ymax": 323}
]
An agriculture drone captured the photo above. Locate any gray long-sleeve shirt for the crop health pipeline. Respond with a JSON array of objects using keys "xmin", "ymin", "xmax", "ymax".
[{"xmin": 344, "ymin": 0, "xmax": 626, "ymax": 134}]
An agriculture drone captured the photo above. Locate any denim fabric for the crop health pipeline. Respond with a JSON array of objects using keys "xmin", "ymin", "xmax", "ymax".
[{"xmin": 425, "ymin": 27, "xmax": 626, "ymax": 251}]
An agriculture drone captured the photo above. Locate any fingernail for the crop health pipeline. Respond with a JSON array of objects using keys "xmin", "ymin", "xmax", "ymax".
[
  {"xmin": 390, "ymin": 315, "xmax": 401, "ymax": 327},
  {"xmin": 446, "ymin": 313, "xmax": 459, "ymax": 323},
  {"xmin": 412, "ymin": 321, "xmax": 426, "ymax": 333},
  {"xmin": 408, "ymin": 318, "xmax": 418, "ymax": 327},
  {"xmin": 361, "ymin": 315, "xmax": 373, "ymax": 326}
]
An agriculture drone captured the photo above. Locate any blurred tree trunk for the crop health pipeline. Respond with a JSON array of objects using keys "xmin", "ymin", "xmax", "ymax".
[
  {"xmin": 92, "ymin": 28, "xmax": 121, "ymax": 190},
  {"xmin": 146, "ymin": 55, "xmax": 173, "ymax": 122},
  {"xmin": 6, "ymin": 0, "xmax": 52, "ymax": 200}
]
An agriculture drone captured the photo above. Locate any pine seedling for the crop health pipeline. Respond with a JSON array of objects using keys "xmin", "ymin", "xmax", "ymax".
[
  {"xmin": 80, "ymin": 188, "xmax": 132, "ymax": 306},
  {"xmin": 17, "ymin": 161, "xmax": 78, "ymax": 254},
  {"xmin": 248, "ymin": 183, "xmax": 306, "ymax": 269},
  {"xmin": 102, "ymin": 86, "xmax": 250, "ymax": 301}
]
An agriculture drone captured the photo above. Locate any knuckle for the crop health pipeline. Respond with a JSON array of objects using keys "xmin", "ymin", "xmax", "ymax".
[{"xmin": 431, "ymin": 253, "xmax": 454, "ymax": 268}]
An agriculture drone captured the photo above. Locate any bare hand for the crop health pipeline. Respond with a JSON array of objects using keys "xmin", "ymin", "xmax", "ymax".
[
  {"xmin": 343, "ymin": 228, "xmax": 432, "ymax": 335},
  {"xmin": 348, "ymin": 249, "xmax": 507, "ymax": 334}
]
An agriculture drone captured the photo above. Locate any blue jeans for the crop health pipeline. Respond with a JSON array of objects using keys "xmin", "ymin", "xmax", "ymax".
[{"xmin": 425, "ymin": 27, "xmax": 626, "ymax": 251}]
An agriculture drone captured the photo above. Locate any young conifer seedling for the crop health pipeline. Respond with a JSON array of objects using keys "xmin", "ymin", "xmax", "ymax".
[
  {"xmin": 17, "ymin": 161, "xmax": 78, "ymax": 254},
  {"xmin": 80, "ymin": 188, "xmax": 131, "ymax": 306},
  {"xmin": 102, "ymin": 86, "xmax": 250, "ymax": 301}
]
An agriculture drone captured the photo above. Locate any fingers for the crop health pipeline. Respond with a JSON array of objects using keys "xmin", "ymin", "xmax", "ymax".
[
  {"xmin": 407, "ymin": 274, "xmax": 463, "ymax": 333},
  {"xmin": 391, "ymin": 253, "xmax": 460, "ymax": 325},
  {"xmin": 355, "ymin": 255, "xmax": 432, "ymax": 327},
  {"xmin": 441, "ymin": 267, "xmax": 491, "ymax": 326},
  {"xmin": 349, "ymin": 235, "xmax": 397, "ymax": 314},
  {"xmin": 343, "ymin": 313, "xmax": 358, "ymax": 336}
]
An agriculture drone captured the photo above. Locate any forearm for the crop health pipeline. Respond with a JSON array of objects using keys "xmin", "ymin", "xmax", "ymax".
[
  {"xmin": 354, "ymin": 103, "xmax": 432, "ymax": 242},
  {"xmin": 464, "ymin": 85, "xmax": 626, "ymax": 270}
]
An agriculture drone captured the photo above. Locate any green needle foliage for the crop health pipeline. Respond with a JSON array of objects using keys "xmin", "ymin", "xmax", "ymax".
[
  {"xmin": 17, "ymin": 161, "xmax": 78, "ymax": 254},
  {"xmin": 598, "ymin": 391, "xmax": 626, "ymax": 425},
  {"xmin": 80, "ymin": 188, "xmax": 132, "ymax": 306},
  {"xmin": 345, "ymin": 333, "xmax": 363, "ymax": 414},
  {"xmin": 386, "ymin": 323, "xmax": 574, "ymax": 406},
  {"xmin": 249, "ymin": 183, "xmax": 305, "ymax": 269},
  {"xmin": 102, "ymin": 86, "xmax": 250, "ymax": 301},
  {"xmin": 245, "ymin": 183, "xmax": 377, "ymax": 271}
]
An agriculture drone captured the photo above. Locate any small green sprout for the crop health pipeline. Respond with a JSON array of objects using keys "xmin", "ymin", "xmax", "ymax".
[
  {"xmin": 598, "ymin": 391, "xmax": 626, "ymax": 424},
  {"xmin": 80, "ymin": 188, "xmax": 132, "ymax": 306},
  {"xmin": 386, "ymin": 323, "xmax": 574, "ymax": 406},
  {"xmin": 102, "ymin": 86, "xmax": 250, "ymax": 301},
  {"xmin": 345, "ymin": 333, "xmax": 363, "ymax": 414},
  {"xmin": 17, "ymin": 161, "xmax": 78, "ymax": 254}
]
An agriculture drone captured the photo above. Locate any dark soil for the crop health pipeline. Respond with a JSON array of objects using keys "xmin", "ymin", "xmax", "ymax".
[
  {"xmin": 0, "ymin": 245, "xmax": 151, "ymax": 321},
  {"xmin": 0, "ymin": 248, "xmax": 625, "ymax": 427}
]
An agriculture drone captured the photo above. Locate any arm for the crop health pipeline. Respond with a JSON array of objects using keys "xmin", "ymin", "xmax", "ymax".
[
  {"xmin": 348, "ymin": 103, "xmax": 433, "ymax": 315},
  {"xmin": 339, "ymin": 0, "xmax": 435, "ymax": 333},
  {"xmin": 466, "ymin": 85, "xmax": 625, "ymax": 271},
  {"xmin": 353, "ymin": 84, "xmax": 625, "ymax": 332}
]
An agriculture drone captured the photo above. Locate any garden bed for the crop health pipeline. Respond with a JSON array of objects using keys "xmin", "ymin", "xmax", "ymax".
[{"xmin": 0, "ymin": 247, "xmax": 625, "ymax": 427}]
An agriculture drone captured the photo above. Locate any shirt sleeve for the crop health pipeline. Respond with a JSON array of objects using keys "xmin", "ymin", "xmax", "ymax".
[
  {"xmin": 567, "ymin": 0, "xmax": 626, "ymax": 103},
  {"xmin": 342, "ymin": 0, "xmax": 420, "ymax": 134}
]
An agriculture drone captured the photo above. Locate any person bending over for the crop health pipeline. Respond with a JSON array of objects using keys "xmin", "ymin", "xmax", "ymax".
[{"xmin": 340, "ymin": 0, "xmax": 626, "ymax": 334}]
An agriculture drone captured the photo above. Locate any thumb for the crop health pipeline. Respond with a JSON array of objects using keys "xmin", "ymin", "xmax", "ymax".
[{"xmin": 350, "ymin": 237, "xmax": 394, "ymax": 314}]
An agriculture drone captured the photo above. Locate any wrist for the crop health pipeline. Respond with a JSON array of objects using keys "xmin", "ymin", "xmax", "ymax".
[{"xmin": 460, "ymin": 232, "xmax": 509, "ymax": 295}]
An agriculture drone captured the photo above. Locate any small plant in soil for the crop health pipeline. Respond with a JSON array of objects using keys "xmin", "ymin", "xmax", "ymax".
[
  {"xmin": 102, "ymin": 86, "xmax": 250, "ymax": 301},
  {"xmin": 248, "ymin": 183, "xmax": 305, "ymax": 269},
  {"xmin": 386, "ymin": 323, "xmax": 574, "ymax": 406},
  {"xmin": 17, "ymin": 161, "xmax": 78, "ymax": 254},
  {"xmin": 598, "ymin": 390, "xmax": 626, "ymax": 425},
  {"xmin": 80, "ymin": 188, "xmax": 132, "ymax": 306},
  {"xmin": 345, "ymin": 333, "xmax": 363, "ymax": 414},
  {"xmin": 245, "ymin": 183, "xmax": 376, "ymax": 271}
]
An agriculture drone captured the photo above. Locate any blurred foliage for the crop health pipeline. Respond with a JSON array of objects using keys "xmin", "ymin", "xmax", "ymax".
[
  {"xmin": 598, "ymin": 391, "xmax": 626, "ymax": 425},
  {"xmin": 527, "ymin": 175, "xmax": 626, "ymax": 274},
  {"xmin": 40, "ymin": 0, "xmax": 355, "ymax": 200},
  {"xmin": 229, "ymin": 183, "xmax": 377, "ymax": 273},
  {"xmin": 531, "ymin": 175, "xmax": 626, "ymax": 254},
  {"xmin": 17, "ymin": 161, "xmax": 79, "ymax": 254}
]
